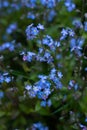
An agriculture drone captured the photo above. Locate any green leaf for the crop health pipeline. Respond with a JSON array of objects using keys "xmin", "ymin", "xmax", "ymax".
[
  {"xmin": 19, "ymin": 104, "xmax": 34, "ymax": 114},
  {"xmin": 35, "ymin": 101, "xmax": 41, "ymax": 111},
  {"xmin": 79, "ymin": 89, "xmax": 87, "ymax": 115},
  {"xmin": 0, "ymin": 111, "xmax": 5, "ymax": 117}
]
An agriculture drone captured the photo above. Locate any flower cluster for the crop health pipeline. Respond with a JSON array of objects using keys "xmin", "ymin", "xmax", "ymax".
[
  {"xmin": 25, "ymin": 77, "xmax": 51, "ymax": 100},
  {"xmin": 70, "ymin": 37, "xmax": 84, "ymax": 57},
  {"xmin": 0, "ymin": 91, "xmax": 4, "ymax": 99},
  {"xmin": 30, "ymin": 122, "xmax": 49, "ymax": 130},
  {"xmin": 6, "ymin": 23, "xmax": 17, "ymax": 34},
  {"xmin": 0, "ymin": 72, "xmax": 13, "ymax": 84},
  {"xmin": 22, "ymin": 0, "xmax": 37, "ymax": 8},
  {"xmin": 64, "ymin": 0, "xmax": 76, "ymax": 12},
  {"xmin": 1, "ymin": 0, "xmax": 87, "ymax": 129},
  {"xmin": 68, "ymin": 80, "xmax": 79, "ymax": 90},
  {"xmin": 0, "ymin": 41, "xmax": 21, "ymax": 52},
  {"xmin": 25, "ymin": 67, "xmax": 63, "ymax": 107},
  {"xmin": 60, "ymin": 28, "xmax": 75, "ymax": 40},
  {"xmin": 25, "ymin": 23, "xmax": 44, "ymax": 40},
  {"xmin": 40, "ymin": 0, "xmax": 56, "ymax": 8}
]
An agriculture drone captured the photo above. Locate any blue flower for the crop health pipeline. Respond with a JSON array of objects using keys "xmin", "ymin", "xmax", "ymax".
[
  {"xmin": 0, "ymin": 0, "xmax": 9, "ymax": 8},
  {"xmin": 42, "ymin": 35, "xmax": 53, "ymax": 46},
  {"xmin": 27, "ymin": 12, "xmax": 36, "ymax": 19},
  {"xmin": 69, "ymin": 80, "xmax": 74, "ymax": 87},
  {"xmin": 44, "ymin": 88, "xmax": 51, "ymax": 96},
  {"xmin": 70, "ymin": 38, "xmax": 84, "ymax": 56},
  {"xmin": 57, "ymin": 71, "xmax": 63, "ymax": 79},
  {"xmin": 29, "ymin": 0, "xmax": 36, "ymax": 8},
  {"xmin": 41, "ymin": 100, "xmax": 47, "ymax": 107},
  {"xmin": 27, "ymin": 51, "xmax": 36, "ymax": 62},
  {"xmin": 47, "ymin": 10, "xmax": 56, "ymax": 22},
  {"xmin": 37, "ymin": 23, "xmax": 44, "ymax": 30},
  {"xmin": 53, "ymin": 77, "xmax": 62, "ymax": 89},
  {"xmin": 28, "ymin": 90, "xmax": 36, "ymax": 98},
  {"xmin": 27, "ymin": 77, "xmax": 52, "ymax": 100},
  {"xmin": 47, "ymin": 99, "xmax": 52, "ymax": 107},
  {"xmin": 44, "ymin": 51, "xmax": 53, "ymax": 63},
  {"xmin": 85, "ymin": 67, "xmax": 87, "ymax": 71},
  {"xmin": 0, "ymin": 41, "xmax": 20, "ymax": 52},
  {"xmin": 40, "ymin": 0, "xmax": 56, "ymax": 8},
  {"xmin": 85, "ymin": 117, "xmax": 87, "ymax": 122},
  {"xmin": 49, "ymin": 68, "xmax": 56, "ymax": 79},
  {"xmin": 54, "ymin": 41, "xmax": 61, "ymax": 47},
  {"xmin": 72, "ymin": 19, "xmax": 83, "ymax": 29},
  {"xmin": 0, "ymin": 91, "xmax": 4, "ymax": 98},
  {"xmin": 84, "ymin": 22, "xmax": 87, "ymax": 31},
  {"xmin": 6, "ymin": 23, "xmax": 17, "ymax": 34},
  {"xmin": 32, "ymin": 122, "xmax": 49, "ymax": 130},
  {"xmin": 5, "ymin": 77, "xmax": 11, "ymax": 83},
  {"xmin": 61, "ymin": 28, "xmax": 68, "ymax": 37},
  {"xmin": 64, "ymin": 0, "xmax": 76, "ymax": 12},
  {"xmin": 0, "ymin": 75, "xmax": 4, "ymax": 83},
  {"xmin": 68, "ymin": 80, "xmax": 78, "ymax": 90},
  {"xmin": 36, "ymin": 49, "xmax": 53, "ymax": 63},
  {"xmin": 60, "ymin": 28, "xmax": 75, "ymax": 40},
  {"xmin": 25, "ymin": 85, "xmax": 32, "ymax": 90},
  {"xmin": 68, "ymin": 28, "xmax": 75, "ymax": 37},
  {"xmin": 38, "ymin": 48, "xmax": 44, "ymax": 54},
  {"xmin": 22, "ymin": 0, "xmax": 36, "ymax": 8},
  {"xmin": 41, "ymin": 99, "xmax": 52, "ymax": 107},
  {"xmin": 49, "ymin": 69, "xmax": 63, "ymax": 89},
  {"xmin": 38, "ymin": 75, "xmax": 48, "ymax": 80},
  {"xmin": 60, "ymin": 28, "xmax": 68, "ymax": 40},
  {"xmin": 0, "ymin": 72, "xmax": 12, "ymax": 84},
  {"xmin": 26, "ymin": 24, "xmax": 39, "ymax": 40},
  {"xmin": 23, "ymin": 51, "xmax": 36, "ymax": 62}
]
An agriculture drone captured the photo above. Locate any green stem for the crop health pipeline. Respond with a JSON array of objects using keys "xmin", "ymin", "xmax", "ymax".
[
  {"xmin": 81, "ymin": 0, "xmax": 85, "ymax": 24},
  {"xmin": 50, "ymin": 101, "xmax": 72, "ymax": 116},
  {"xmin": 10, "ymin": 70, "xmax": 29, "ymax": 80}
]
